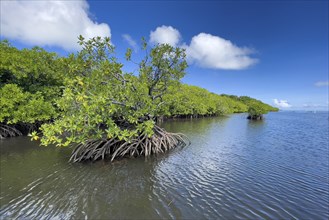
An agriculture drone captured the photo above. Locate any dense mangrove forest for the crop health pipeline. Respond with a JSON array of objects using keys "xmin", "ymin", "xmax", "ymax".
[{"xmin": 0, "ymin": 37, "xmax": 278, "ymax": 162}]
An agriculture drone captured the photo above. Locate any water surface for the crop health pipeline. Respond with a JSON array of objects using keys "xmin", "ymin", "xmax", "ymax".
[{"xmin": 1, "ymin": 112, "xmax": 328, "ymax": 219}]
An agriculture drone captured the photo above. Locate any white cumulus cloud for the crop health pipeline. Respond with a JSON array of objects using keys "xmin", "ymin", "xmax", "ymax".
[
  {"xmin": 122, "ymin": 34, "xmax": 138, "ymax": 51},
  {"xmin": 185, "ymin": 33, "xmax": 258, "ymax": 70},
  {"xmin": 149, "ymin": 26, "xmax": 258, "ymax": 70},
  {"xmin": 273, "ymin": 99, "xmax": 292, "ymax": 108},
  {"xmin": 0, "ymin": 0, "xmax": 111, "ymax": 51},
  {"xmin": 149, "ymin": 25, "xmax": 181, "ymax": 47},
  {"xmin": 314, "ymin": 81, "xmax": 329, "ymax": 87}
]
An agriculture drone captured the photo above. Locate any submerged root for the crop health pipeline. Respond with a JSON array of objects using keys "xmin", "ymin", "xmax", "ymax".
[
  {"xmin": 247, "ymin": 114, "xmax": 263, "ymax": 120},
  {"xmin": 69, "ymin": 125, "xmax": 190, "ymax": 162},
  {"xmin": 0, "ymin": 124, "xmax": 23, "ymax": 139}
]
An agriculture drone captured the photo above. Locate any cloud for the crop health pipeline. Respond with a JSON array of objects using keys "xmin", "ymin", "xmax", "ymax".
[
  {"xmin": 185, "ymin": 33, "xmax": 258, "ymax": 70},
  {"xmin": 273, "ymin": 99, "xmax": 292, "ymax": 108},
  {"xmin": 0, "ymin": 0, "xmax": 111, "ymax": 51},
  {"xmin": 149, "ymin": 26, "xmax": 258, "ymax": 70},
  {"xmin": 149, "ymin": 25, "xmax": 181, "ymax": 46},
  {"xmin": 122, "ymin": 34, "xmax": 138, "ymax": 51},
  {"xmin": 314, "ymin": 81, "xmax": 329, "ymax": 87}
]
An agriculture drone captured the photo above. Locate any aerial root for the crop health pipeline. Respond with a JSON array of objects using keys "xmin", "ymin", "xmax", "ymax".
[
  {"xmin": 69, "ymin": 125, "xmax": 190, "ymax": 162},
  {"xmin": 0, "ymin": 124, "xmax": 23, "ymax": 139}
]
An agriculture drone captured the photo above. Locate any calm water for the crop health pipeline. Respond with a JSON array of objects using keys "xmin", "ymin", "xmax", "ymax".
[{"xmin": 1, "ymin": 112, "xmax": 328, "ymax": 219}]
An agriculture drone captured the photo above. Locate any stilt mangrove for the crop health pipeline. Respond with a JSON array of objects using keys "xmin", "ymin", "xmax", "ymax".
[{"xmin": 0, "ymin": 38, "xmax": 278, "ymax": 160}]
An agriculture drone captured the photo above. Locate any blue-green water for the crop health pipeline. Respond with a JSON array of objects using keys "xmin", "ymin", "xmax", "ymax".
[{"xmin": 1, "ymin": 112, "xmax": 328, "ymax": 219}]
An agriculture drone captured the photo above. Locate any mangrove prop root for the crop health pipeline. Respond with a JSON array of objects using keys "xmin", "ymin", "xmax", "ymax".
[
  {"xmin": 69, "ymin": 125, "xmax": 190, "ymax": 162},
  {"xmin": 247, "ymin": 115, "xmax": 263, "ymax": 120},
  {"xmin": 0, "ymin": 124, "xmax": 23, "ymax": 139}
]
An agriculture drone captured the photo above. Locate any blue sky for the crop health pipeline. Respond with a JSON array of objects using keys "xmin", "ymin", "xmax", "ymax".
[{"xmin": 1, "ymin": 0, "xmax": 328, "ymax": 110}]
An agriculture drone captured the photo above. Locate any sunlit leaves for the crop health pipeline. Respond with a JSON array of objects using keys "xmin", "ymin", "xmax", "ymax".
[
  {"xmin": 29, "ymin": 131, "xmax": 39, "ymax": 141},
  {"xmin": 0, "ymin": 40, "xmax": 64, "ymax": 132},
  {"xmin": 0, "ymin": 84, "xmax": 56, "ymax": 124},
  {"xmin": 125, "ymin": 48, "xmax": 132, "ymax": 61},
  {"xmin": 160, "ymin": 84, "xmax": 276, "ymax": 117},
  {"xmin": 0, "ymin": 40, "xmax": 64, "ymax": 97},
  {"xmin": 1, "ymin": 37, "xmax": 277, "ymax": 146},
  {"xmin": 38, "ymin": 37, "xmax": 188, "ymax": 147}
]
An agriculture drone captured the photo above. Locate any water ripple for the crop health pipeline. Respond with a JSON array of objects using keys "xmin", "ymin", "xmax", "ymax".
[{"xmin": 1, "ymin": 112, "xmax": 328, "ymax": 219}]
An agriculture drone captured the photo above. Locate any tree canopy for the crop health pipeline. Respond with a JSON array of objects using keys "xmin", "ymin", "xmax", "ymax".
[
  {"xmin": 0, "ymin": 38, "xmax": 278, "ymax": 160},
  {"xmin": 38, "ymin": 36, "xmax": 187, "ymax": 147},
  {"xmin": 0, "ymin": 40, "xmax": 63, "ymax": 138}
]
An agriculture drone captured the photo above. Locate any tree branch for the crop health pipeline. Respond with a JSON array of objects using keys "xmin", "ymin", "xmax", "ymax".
[{"xmin": 110, "ymin": 99, "xmax": 137, "ymax": 111}]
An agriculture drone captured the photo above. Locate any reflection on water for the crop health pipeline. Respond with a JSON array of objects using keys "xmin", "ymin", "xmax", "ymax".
[{"xmin": 1, "ymin": 112, "xmax": 328, "ymax": 219}]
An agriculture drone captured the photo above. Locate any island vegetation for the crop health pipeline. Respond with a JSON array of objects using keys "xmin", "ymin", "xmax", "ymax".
[{"xmin": 0, "ymin": 38, "xmax": 278, "ymax": 161}]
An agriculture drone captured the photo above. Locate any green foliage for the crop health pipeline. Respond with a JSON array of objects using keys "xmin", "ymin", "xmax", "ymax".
[
  {"xmin": 0, "ymin": 84, "xmax": 56, "ymax": 124},
  {"xmin": 160, "ymin": 84, "xmax": 249, "ymax": 117},
  {"xmin": 222, "ymin": 94, "xmax": 279, "ymax": 113},
  {"xmin": 160, "ymin": 86, "xmax": 278, "ymax": 118},
  {"xmin": 39, "ymin": 37, "xmax": 187, "ymax": 147},
  {"xmin": 0, "ymin": 40, "xmax": 64, "ymax": 100},
  {"xmin": 138, "ymin": 43, "xmax": 188, "ymax": 117},
  {"xmin": 247, "ymin": 103, "xmax": 267, "ymax": 117},
  {"xmin": 163, "ymin": 85, "xmax": 220, "ymax": 116},
  {"xmin": 1, "ymin": 38, "xmax": 279, "ymax": 145},
  {"xmin": 226, "ymin": 95, "xmax": 279, "ymax": 119},
  {"xmin": 0, "ymin": 40, "xmax": 64, "ymax": 129}
]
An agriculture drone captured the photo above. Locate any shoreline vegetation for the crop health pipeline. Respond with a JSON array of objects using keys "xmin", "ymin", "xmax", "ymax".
[{"xmin": 0, "ymin": 37, "xmax": 278, "ymax": 161}]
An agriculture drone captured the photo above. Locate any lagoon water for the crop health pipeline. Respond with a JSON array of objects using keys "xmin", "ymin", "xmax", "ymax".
[{"xmin": 1, "ymin": 112, "xmax": 328, "ymax": 219}]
